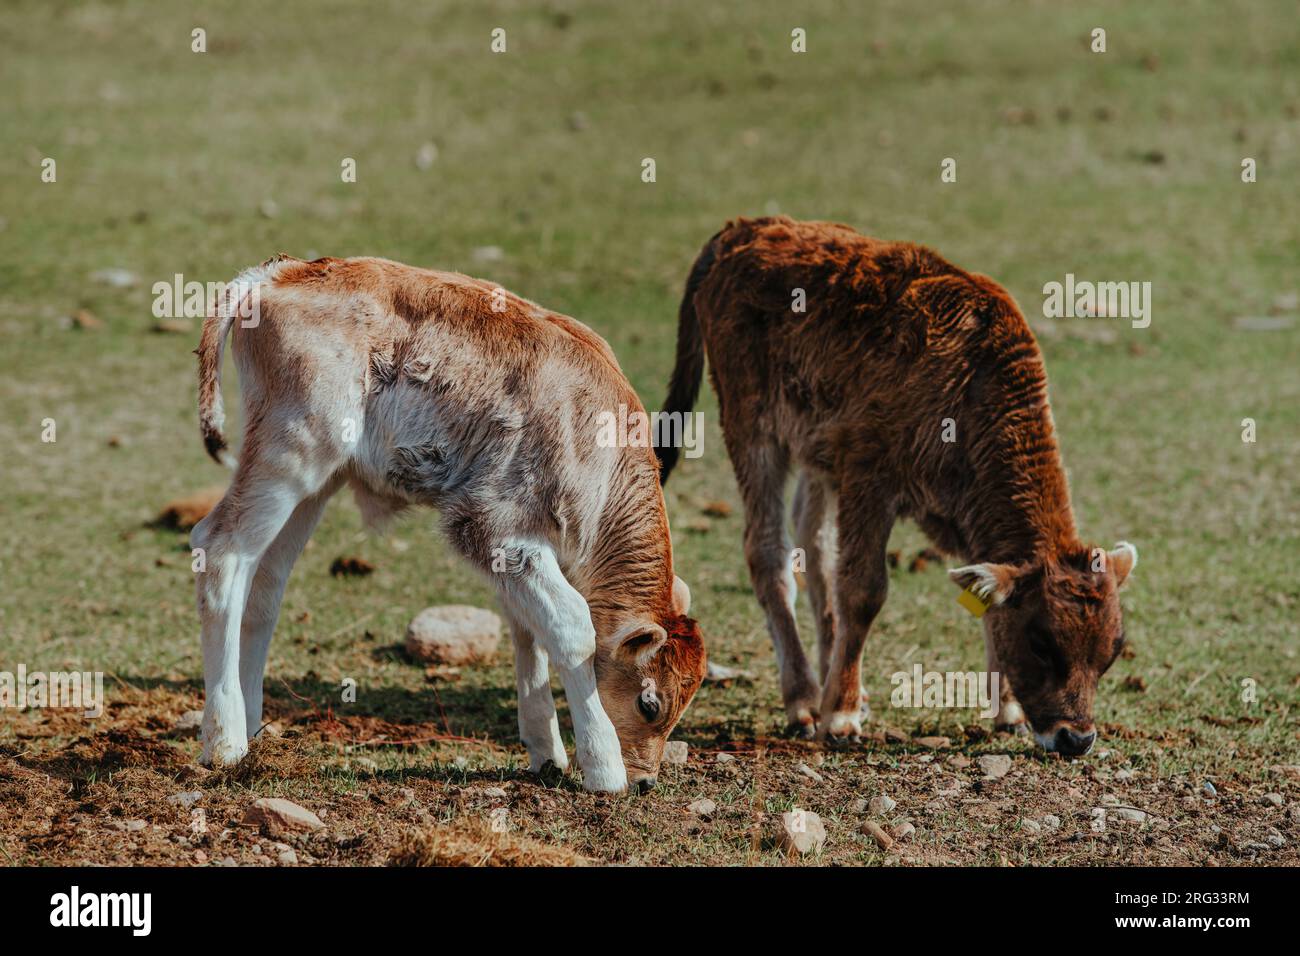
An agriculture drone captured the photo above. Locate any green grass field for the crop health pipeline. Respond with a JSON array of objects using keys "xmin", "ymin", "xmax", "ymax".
[{"xmin": 0, "ymin": 0, "xmax": 1296, "ymax": 866}]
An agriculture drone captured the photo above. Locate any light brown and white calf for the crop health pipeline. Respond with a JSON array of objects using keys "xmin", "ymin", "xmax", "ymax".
[
  {"xmin": 192, "ymin": 255, "xmax": 705, "ymax": 792},
  {"xmin": 657, "ymin": 217, "xmax": 1136, "ymax": 755}
]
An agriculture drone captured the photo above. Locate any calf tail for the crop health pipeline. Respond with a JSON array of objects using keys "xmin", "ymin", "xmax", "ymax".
[
  {"xmin": 196, "ymin": 286, "xmax": 243, "ymax": 468},
  {"xmin": 656, "ymin": 231, "xmax": 721, "ymax": 484}
]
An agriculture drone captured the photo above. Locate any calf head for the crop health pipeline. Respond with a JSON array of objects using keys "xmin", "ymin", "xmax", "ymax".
[
  {"xmin": 950, "ymin": 542, "xmax": 1137, "ymax": 755},
  {"xmin": 596, "ymin": 576, "xmax": 707, "ymax": 792}
]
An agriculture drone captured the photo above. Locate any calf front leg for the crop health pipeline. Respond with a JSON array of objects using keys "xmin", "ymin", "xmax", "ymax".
[
  {"xmin": 495, "ymin": 540, "xmax": 625, "ymax": 793},
  {"xmin": 509, "ymin": 620, "xmax": 568, "ymax": 773},
  {"xmin": 984, "ymin": 627, "xmax": 1027, "ymax": 733}
]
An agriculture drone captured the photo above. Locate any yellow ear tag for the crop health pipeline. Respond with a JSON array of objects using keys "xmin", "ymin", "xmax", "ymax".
[{"xmin": 958, "ymin": 585, "xmax": 991, "ymax": 618}]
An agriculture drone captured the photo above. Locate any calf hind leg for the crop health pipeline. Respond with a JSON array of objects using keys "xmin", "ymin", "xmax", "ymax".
[
  {"xmin": 191, "ymin": 473, "xmax": 309, "ymax": 767},
  {"xmin": 238, "ymin": 476, "xmax": 343, "ymax": 739},
  {"xmin": 735, "ymin": 446, "xmax": 820, "ymax": 738},
  {"xmin": 817, "ymin": 485, "xmax": 891, "ymax": 743}
]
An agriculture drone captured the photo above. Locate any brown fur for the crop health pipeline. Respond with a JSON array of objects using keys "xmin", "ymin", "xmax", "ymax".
[{"xmin": 657, "ymin": 217, "xmax": 1135, "ymax": 751}]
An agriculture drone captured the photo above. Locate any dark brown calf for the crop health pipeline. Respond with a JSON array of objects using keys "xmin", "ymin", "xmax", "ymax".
[{"xmin": 656, "ymin": 217, "xmax": 1136, "ymax": 754}]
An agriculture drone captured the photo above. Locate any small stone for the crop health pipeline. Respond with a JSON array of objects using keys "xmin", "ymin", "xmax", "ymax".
[
  {"xmin": 472, "ymin": 245, "xmax": 505, "ymax": 263},
  {"xmin": 704, "ymin": 661, "xmax": 754, "ymax": 684},
  {"xmin": 1202, "ymin": 781, "xmax": 1218, "ymax": 798},
  {"xmin": 714, "ymin": 752, "xmax": 735, "ymax": 764},
  {"xmin": 352, "ymin": 757, "xmax": 379, "ymax": 774},
  {"xmin": 868, "ymin": 795, "xmax": 896, "ymax": 815},
  {"xmin": 977, "ymin": 754, "xmax": 1013, "ymax": 779},
  {"xmin": 244, "ymin": 798, "xmax": 325, "ymax": 836},
  {"xmin": 916, "ymin": 736, "xmax": 950, "ymax": 750},
  {"xmin": 174, "ymin": 710, "xmax": 204, "ymax": 737},
  {"xmin": 480, "ymin": 786, "xmax": 508, "ymax": 800},
  {"xmin": 398, "ymin": 787, "xmax": 417, "ymax": 806},
  {"xmin": 1260, "ymin": 792, "xmax": 1284, "ymax": 807},
  {"xmin": 890, "ymin": 821, "xmax": 915, "ymax": 842},
  {"xmin": 1020, "ymin": 818, "xmax": 1042, "ymax": 834},
  {"xmin": 1041, "ymin": 814, "xmax": 1062, "ymax": 830},
  {"xmin": 663, "ymin": 741, "xmax": 689, "ymax": 765},
  {"xmin": 1265, "ymin": 830, "xmax": 1285, "ymax": 848},
  {"xmin": 167, "ymin": 791, "xmax": 204, "ymax": 810},
  {"xmin": 1115, "ymin": 768, "xmax": 1135, "ymax": 782},
  {"xmin": 259, "ymin": 199, "xmax": 279, "ymax": 219},
  {"xmin": 414, "ymin": 142, "xmax": 438, "ymax": 169},
  {"xmin": 884, "ymin": 728, "xmax": 908, "ymax": 744},
  {"xmin": 776, "ymin": 809, "xmax": 825, "ymax": 856},
  {"xmin": 861, "ymin": 820, "xmax": 895, "ymax": 850},
  {"xmin": 278, "ymin": 848, "xmax": 298, "ymax": 865},
  {"xmin": 1095, "ymin": 749, "xmax": 1112, "ymax": 760},
  {"xmin": 796, "ymin": 762, "xmax": 824, "ymax": 783},
  {"xmin": 947, "ymin": 754, "xmax": 971, "ymax": 769},
  {"xmin": 125, "ymin": 819, "xmax": 146, "ymax": 832},
  {"xmin": 848, "ymin": 798, "xmax": 868, "ymax": 814},
  {"xmin": 90, "ymin": 267, "xmax": 138, "ymax": 287},
  {"xmin": 405, "ymin": 606, "xmax": 502, "ymax": 665},
  {"xmin": 193, "ymin": 849, "xmax": 208, "ymax": 864},
  {"xmin": 687, "ymin": 798, "xmax": 717, "ymax": 817},
  {"xmin": 1110, "ymin": 807, "xmax": 1148, "ymax": 823}
]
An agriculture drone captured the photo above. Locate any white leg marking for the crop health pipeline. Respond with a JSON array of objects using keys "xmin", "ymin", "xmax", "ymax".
[
  {"xmin": 496, "ymin": 540, "xmax": 625, "ymax": 793},
  {"xmin": 510, "ymin": 621, "xmax": 568, "ymax": 772}
]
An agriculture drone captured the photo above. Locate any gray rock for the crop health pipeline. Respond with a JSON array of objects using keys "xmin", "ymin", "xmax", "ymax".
[
  {"xmin": 167, "ymin": 791, "xmax": 204, "ymax": 810},
  {"xmin": 244, "ymin": 798, "xmax": 325, "ymax": 836},
  {"xmin": 776, "ymin": 809, "xmax": 826, "ymax": 856},
  {"xmin": 687, "ymin": 798, "xmax": 717, "ymax": 816},
  {"xmin": 1260, "ymin": 792, "xmax": 1284, "ymax": 807},
  {"xmin": 1041, "ymin": 814, "xmax": 1062, "ymax": 830},
  {"xmin": 662, "ymin": 741, "xmax": 689, "ymax": 765},
  {"xmin": 868, "ymin": 795, "xmax": 896, "ymax": 815},
  {"xmin": 796, "ymin": 762, "xmax": 824, "ymax": 783},
  {"xmin": 977, "ymin": 754, "xmax": 1012, "ymax": 779},
  {"xmin": 1110, "ymin": 807, "xmax": 1149, "ymax": 823},
  {"xmin": 714, "ymin": 752, "xmax": 735, "ymax": 764},
  {"xmin": 1020, "ymin": 818, "xmax": 1042, "ymax": 834},
  {"xmin": 405, "ymin": 606, "xmax": 502, "ymax": 666}
]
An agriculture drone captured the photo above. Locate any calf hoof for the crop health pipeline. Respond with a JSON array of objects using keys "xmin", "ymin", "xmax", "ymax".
[
  {"xmin": 996, "ymin": 721, "xmax": 1030, "ymax": 737},
  {"xmin": 820, "ymin": 711, "xmax": 863, "ymax": 747},
  {"xmin": 785, "ymin": 718, "xmax": 818, "ymax": 740},
  {"xmin": 199, "ymin": 736, "xmax": 248, "ymax": 768},
  {"xmin": 579, "ymin": 758, "xmax": 628, "ymax": 794}
]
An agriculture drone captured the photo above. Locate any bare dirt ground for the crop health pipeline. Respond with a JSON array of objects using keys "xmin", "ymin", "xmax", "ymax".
[{"xmin": 4, "ymin": 686, "xmax": 1295, "ymax": 867}]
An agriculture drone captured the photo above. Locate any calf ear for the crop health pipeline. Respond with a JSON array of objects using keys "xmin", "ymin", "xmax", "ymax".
[
  {"xmin": 614, "ymin": 622, "xmax": 668, "ymax": 667},
  {"xmin": 948, "ymin": 563, "xmax": 1018, "ymax": 605},
  {"xmin": 1106, "ymin": 542, "xmax": 1138, "ymax": 588},
  {"xmin": 672, "ymin": 575, "xmax": 692, "ymax": 616}
]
